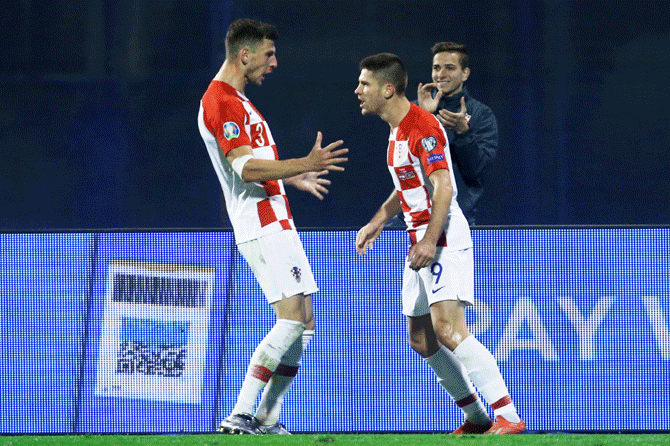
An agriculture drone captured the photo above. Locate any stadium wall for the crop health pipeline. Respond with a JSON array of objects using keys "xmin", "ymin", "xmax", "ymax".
[{"xmin": 1, "ymin": 228, "xmax": 668, "ymax": 433}]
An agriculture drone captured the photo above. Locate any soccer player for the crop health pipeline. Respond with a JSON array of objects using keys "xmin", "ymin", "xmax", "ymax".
[
  {"xmin": 198, "ymin": 18, "xmax": 348, "ymax": 434},
  {"xmin": 354, "ymin": 53, "xmax": 525, "ymax": 435}
]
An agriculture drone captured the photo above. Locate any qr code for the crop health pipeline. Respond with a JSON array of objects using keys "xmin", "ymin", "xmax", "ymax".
[{"xmin": 116, "ymin": 341, "xmax": 187, "ymax": 378}]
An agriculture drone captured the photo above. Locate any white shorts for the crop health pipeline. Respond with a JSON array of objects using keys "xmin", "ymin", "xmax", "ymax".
[
  {"xmin": 402, "ymin": 247, "xmax": 474, "ymax": 317},
  {"xmin": 237, "ymin": 230, "xmax": 318, "ymax": 304}
]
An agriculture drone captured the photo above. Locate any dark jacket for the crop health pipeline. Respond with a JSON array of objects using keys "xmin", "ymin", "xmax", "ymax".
[{"xmin": 418, "ymin": 87, "xmax": 498, "ymax": 225}]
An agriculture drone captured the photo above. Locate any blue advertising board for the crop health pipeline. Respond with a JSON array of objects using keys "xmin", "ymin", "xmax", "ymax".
[
  {"xmin": 1, "ymin": 228, "xmax": 668, "ymax": 433},
  {"xmin": 0, "ymin": 233, "xmax": 93, "ymax": 433},
  {"xmin": 76, "ymin": 232, "xmax": 234, "ymax": 433}
]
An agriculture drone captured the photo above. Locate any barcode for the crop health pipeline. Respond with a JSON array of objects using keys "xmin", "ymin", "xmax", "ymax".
[{"xmin": 112, "ymin": 274, "xmax": 208, "ymax": 307}]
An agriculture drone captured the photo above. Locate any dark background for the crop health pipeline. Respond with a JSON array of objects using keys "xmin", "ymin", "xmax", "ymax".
[{"xmin": 1, "ymin": 0, "xmax": 669, "ymax": 230}]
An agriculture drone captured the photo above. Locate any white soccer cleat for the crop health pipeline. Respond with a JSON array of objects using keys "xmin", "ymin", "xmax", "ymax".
[{"xmin": 218, "ymin": 413, "xmax": 262, "ymax": 435}]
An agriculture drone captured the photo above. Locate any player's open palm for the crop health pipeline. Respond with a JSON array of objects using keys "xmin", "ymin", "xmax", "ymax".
[
  {"xmin": 306, "ymin": 131, "xmax": 348, "ymax": 172},
  {"xmin": 289, "ymin": 170, "xmax": 331, "ymax": 200},
  {"xmin": 437, "ymin": 97, "xmax": 469, "ymax": 134}
]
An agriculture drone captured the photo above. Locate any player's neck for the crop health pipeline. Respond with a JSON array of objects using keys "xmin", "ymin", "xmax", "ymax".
[
  {"xmin": 214, "ymin": 60, "xmax": 247, "ymax": 93},
  {"xmin": 383, "ymin": 97, "xmax": 411, "ymax": 130}
]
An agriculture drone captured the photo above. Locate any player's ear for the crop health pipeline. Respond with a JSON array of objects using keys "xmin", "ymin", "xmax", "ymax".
[
  {"xmin": 384, "ymin": 84, "xmax": 394, "ymax": 99},
  {"xmin": 461, "ymin": 67, "xmax": 471, "ymax": 82},
  {"xmin": 240, "ymin": 47, "xmax": 250, "ymax": 65}
]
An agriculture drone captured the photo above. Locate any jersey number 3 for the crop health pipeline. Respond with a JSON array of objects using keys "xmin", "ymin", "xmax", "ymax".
[{"xmin": 252, "ymin": 122, "xmax": 266, "ymax": 147}]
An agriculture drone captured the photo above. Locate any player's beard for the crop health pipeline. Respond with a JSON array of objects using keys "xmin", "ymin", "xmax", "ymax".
[
  {"xmin": 247, "ymin": 73, "xmax": 263, "ymax": 86},
  {"xmin": 246, "ymin": 66, "xmax": 270, "ymax": 86},
  {"xmin": 360, "ymin": 96, "xmax": 382, "ymax": 116}
]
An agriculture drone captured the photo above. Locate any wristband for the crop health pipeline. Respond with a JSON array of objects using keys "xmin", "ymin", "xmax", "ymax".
[{"xmin": 231, "ymin": 154, "xmax": 253, "ymax": 178}]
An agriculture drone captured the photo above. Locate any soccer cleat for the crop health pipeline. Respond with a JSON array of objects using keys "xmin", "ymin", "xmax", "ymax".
[
  {"xmin": 218, "ymin": 413, "xmax": 262, "ymax": 435},
  {"xmin": 484, "ymin": 416, "xmax": 527, "ymax": 435},
  {"xmin": 451, "ymin": 419, "xmax": 493, "ymax": 434},
  {"xmin": 258, "ymin": 422, "xmax": 292, "ymax": 435}
]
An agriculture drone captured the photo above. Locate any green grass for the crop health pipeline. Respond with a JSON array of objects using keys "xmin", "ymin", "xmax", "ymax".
[{"xmin": 2, "ymin": 434, "xmax": 670, "ymax": 446}]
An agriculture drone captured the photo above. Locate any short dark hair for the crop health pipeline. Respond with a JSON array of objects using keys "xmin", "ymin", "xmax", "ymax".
[
  {"xmin": 431, "ymin": 42, "xmax": 469, "ymax": 69},
  {"xmin": 359, "ymin": 53, "xmax": 408, "ymax": 96},
  {"xmin": 225, "ymin": 18, "xmax": 278, "ymax": 59}
]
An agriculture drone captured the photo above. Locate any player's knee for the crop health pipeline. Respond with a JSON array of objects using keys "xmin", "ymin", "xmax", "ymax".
[
  {"xmin": 407, "ymin": 334, "xmax": 431, "ymax": 357},
  {"xmin": 433, "ymin": 320, "xmax": 463, "ymax": 350}
]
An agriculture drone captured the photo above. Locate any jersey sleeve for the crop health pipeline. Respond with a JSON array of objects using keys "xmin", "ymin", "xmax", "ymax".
[
  {"xmin": 409, "ymin": 126, "xmax": 450, "ymax": 176},
  {"xmin": 208, "ymin": 98, "xmax": 252, "ymax": 155}
]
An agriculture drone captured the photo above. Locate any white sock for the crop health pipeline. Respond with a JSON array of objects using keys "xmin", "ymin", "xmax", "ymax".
[
  {"xmin": 425, "ymin": 346, "xmax": 490, "ymax": 424},
  {"xmin": 453, "ymin": 335, "xmax": 520, "ymax": 423},
  {"xmin": 231, "ymin": 319, "xmax": 305, "ymax": 416},
  {"xmin": 255, "ymin": 329, "xmax": 314, "ymax": 425}
]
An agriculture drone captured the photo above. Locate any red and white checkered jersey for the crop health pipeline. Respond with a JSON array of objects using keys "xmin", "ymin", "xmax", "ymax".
[
  {"xmin": 388, "ymin": 103, "xmax": 472, "ymax": 250},
  {"xmin": 198, "ymin": 80, "xmax": 295, "ymax": 244}
]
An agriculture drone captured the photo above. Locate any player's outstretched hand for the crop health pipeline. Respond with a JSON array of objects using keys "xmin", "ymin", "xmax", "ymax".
[
  {"xmin": 436, "ymin": 96, "xmax": 470, "ymax": 134},
  {"xmin": 306, "ymin": 132, "xmax": 348, "ymax": 172},
  {"xmin": 356, "ymin": 222, "xmax": 384, "ymax": 256},
  {"xmin": 287, "ymin": 170, "xmax": 331, "ymax": 200},
  {"xmin": 417, "ymin": 83, "xmax": 443, "ymax": 114}
]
